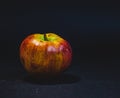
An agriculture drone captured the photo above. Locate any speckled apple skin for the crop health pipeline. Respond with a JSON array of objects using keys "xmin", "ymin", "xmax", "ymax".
[{"xmin": 20, "ymin": 33, "xmax": 72, "ymax": 76}]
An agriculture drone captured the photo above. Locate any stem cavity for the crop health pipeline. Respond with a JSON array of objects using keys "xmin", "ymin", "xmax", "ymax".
[{"xmin": 44, "ymin": 33, "xmax": 48, "ymax": 41}]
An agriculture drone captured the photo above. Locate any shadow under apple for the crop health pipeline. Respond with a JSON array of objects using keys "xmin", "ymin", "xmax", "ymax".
[{"xmin": 23, "ymin": 73, "xmax": 80, "ymax": 85}]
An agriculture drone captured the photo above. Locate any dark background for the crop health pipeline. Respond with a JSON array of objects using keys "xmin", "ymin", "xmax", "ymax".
[
  {"xmin": 0, "ymin": 0, "xmax": 120, "ymax": 64},
  {"xmin": 0, "ymin": 0, "xmax": 120, "ymax": 98}
]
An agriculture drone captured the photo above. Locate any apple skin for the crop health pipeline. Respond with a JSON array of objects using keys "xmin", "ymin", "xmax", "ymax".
[{"xmin": 20, "ymin": 33, "xmax": 72, "ymax": 76}]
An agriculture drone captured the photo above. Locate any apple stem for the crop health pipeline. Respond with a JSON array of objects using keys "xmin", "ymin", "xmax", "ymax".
[{"xmin": 44, "ymin": 33, "xmax": 48, "ymax": 41}]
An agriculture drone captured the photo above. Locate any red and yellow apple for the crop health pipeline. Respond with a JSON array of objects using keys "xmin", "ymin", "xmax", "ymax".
[{"xmin": 20, "ymin": 33, "xmax": 72, "ymax": 76}]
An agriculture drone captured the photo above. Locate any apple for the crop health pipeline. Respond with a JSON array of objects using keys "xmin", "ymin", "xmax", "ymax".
[{"xmin": 20, "ymin": 33, "xmax": 72, "ymax": 76}]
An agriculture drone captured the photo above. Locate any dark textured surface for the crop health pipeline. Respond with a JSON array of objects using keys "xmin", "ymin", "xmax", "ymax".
[{"xmin": 0, "ymin": 61, "xmax": 120, "ymax": 98}]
